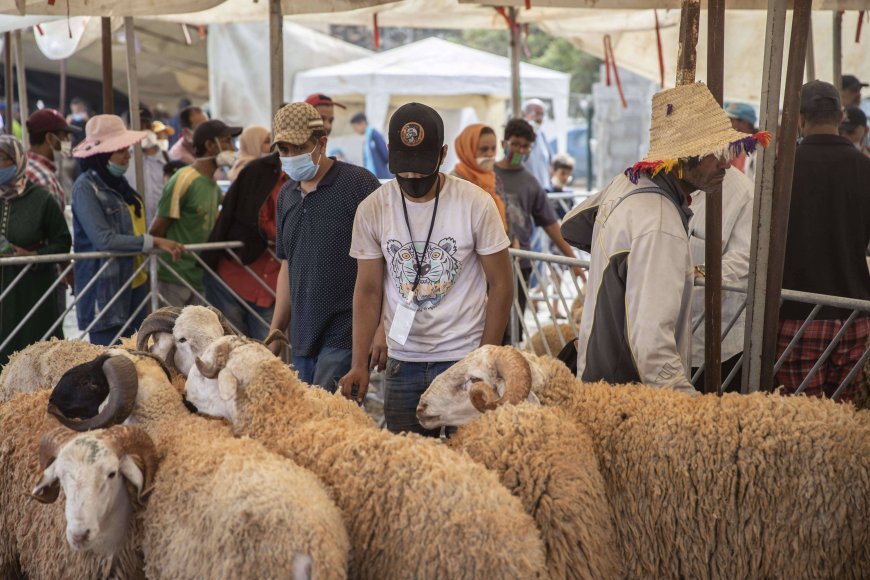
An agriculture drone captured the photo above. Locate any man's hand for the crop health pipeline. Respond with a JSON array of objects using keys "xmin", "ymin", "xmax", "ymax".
[
  {"xmin": 12, "ymin": 245, "xmax": 35, "ymax": 257},
  {"xmin": 571, "ymin": 265, "xmax": 587, "ymax": 282},
  {"xmin": 370, "ymin": 323, "xmax": 388, "ymax": 371},
  {"xmin": 339, "ymin": 366, "xmax": 370, "ymax": 404}
]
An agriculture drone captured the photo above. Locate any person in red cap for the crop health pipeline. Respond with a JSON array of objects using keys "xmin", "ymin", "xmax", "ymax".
[
  {"xmin": 304, "ymin": 93, "xmax": 346, "ymax": 136},
  {"xmin": 25, "ymin": 108, "xmax": 79, "ymax": 208}
]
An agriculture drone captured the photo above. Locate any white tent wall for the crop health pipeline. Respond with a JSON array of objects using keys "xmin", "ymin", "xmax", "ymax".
[{"xmin": 207, "ymin": 21, "xmax": 371, "ymax": 128}]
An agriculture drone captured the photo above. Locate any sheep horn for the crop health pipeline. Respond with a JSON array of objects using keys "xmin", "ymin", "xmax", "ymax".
[
  {"xmin": 262, "ymin": 329, "xmax": 288, "ymax": 351},
  {"xmin": 103, "ymin": 425, "xmax": 158, "ymax": 502},
  {"xmin": 194, "ymin": 341, "xmax": 233, "ymax": 379},
  {"xmin": 135, "ymin": 307, "xmax": 181, "ymax": 351},
  {"xmin": 469, "ymin": 381, "xmax": 501, "ymax": 413},
  {"xmin": 48, "ymin": 356, "xmax": 139, "ymax": 432},
  {"xmin": 491, "ymin": 347, "xmax": 533, "ymax": 405},
  {"xmin": 206, "ymin": 306, "xmax": 237, "ymax": 336},
  {"xmin": 29, "ymin": 427, "xmax": 76, "ymax": 504}
]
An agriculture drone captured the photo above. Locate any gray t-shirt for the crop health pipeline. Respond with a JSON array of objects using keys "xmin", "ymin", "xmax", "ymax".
[{"xmin": 494, "ymin": 165, "xmax": 559, "ymax": 257}]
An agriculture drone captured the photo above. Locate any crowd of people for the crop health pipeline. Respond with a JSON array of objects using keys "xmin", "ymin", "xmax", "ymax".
[{"xmin": 0, "ymin": 72, "xmax": 868, "ymax": 428}]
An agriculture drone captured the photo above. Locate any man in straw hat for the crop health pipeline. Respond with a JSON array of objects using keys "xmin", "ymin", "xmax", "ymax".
[{"xmin": 561, "ymin": 82, "xmax": 771, "ymax": 392}]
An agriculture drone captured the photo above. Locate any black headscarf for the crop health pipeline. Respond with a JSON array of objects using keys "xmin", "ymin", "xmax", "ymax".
[{"xmin": 79, "ymin": 152, "xmax": 144, "ymax": 217}]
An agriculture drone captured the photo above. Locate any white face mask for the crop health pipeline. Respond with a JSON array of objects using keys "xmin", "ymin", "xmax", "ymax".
[
  {"xmin": 528, "ymin": 121, "xmax": 542, "ymax": 133},
  {"xmin": 158, "ymin": 139, "xmax": 169, "ymax": 152},
  {"xmin": 476, "ymin": 156, "xmax": 495, "ymax": 171},
  {"xmin": 212, "ymin": 138, "xmax": 237, "ymax": 168},
  {"xmin": 50, "ymin": 134, "xmax": 72, "ymax": 158}
]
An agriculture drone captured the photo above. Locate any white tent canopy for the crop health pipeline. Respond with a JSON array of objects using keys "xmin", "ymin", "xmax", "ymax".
[{"xmin": 293, "ymin": 36, "xmax": 571, "ymax": 154}]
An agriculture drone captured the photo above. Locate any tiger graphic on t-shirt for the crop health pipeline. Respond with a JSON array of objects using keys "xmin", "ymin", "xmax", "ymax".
[{"xmin": 386, "ymin": 237, "xmax": 462, "ymax": 310}]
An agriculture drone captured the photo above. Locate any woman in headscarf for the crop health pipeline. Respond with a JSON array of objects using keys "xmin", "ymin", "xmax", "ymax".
[
  {"xmin": 72, "ymin": 114, "xmax": 184, "ymax": 345},
  {"xmin": 451, "ymin": 123, "xmax": 509, "ymax": 232},
  {"xmin": 228, "ymin": 125, "xmax": 271, "ymax": 182},
  {"xmin": 0, "ymin": 135, "xmax": 72, "ymax": 365}
]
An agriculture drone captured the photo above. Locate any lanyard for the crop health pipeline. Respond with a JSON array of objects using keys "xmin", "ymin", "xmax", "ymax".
[{"xmin": 399, "ymin": 175, "xmax": 441, "ymax": 296}]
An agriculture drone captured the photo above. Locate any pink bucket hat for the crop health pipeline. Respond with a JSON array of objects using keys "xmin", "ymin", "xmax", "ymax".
[{"xmin": 73, "ymin": 114, "xmax": 148, "ymax": 158}]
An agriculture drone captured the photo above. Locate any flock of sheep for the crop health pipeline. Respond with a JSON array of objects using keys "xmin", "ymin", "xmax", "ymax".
[{"xmin": 0, "ymin": 305, "xmax": 867, "ymax": 579}]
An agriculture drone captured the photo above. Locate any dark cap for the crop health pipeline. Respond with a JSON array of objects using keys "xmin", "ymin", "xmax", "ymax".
[
  {"xmin": 192, "ymin": 119, "xmax": 242, "ymax": 149},
  {"xmin": 799, "ymin": 80, "xmax": 841, "ymax": 115},
  {"xmin": 26, "ymin": 108, "xmax": 80, "ymax": 136},
  {"xmin": 842, "ymin": 74, "xmax": 869, "ymax": 92},
  {"xmin": 841, "ymin": 106, "xmax": 868, "ymax": 130},
  {"xmin": 305, "ymin": 93, "xmax": 346, "ymax": 110},
  {"xmin": 388, "ymin": 103, "xmax": 444, "ymax": 175}
]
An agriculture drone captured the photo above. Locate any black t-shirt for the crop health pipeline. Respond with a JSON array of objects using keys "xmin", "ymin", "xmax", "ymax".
[{"xmin": 781, "ymin": 134, "xmax": 870, "ymax": 319}]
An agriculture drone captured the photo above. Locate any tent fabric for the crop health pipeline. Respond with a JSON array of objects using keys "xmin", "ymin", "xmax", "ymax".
[
  {"xmin": 463, "ymin": 0, "xmax": 870, "ymax": 10},
  {"xmin": 292, "ymin": 36, "xmax": 571, "ymax": 153},
  {"xmin": 0, "ymin": 0, "xmax": 223, "ymax": 17}
]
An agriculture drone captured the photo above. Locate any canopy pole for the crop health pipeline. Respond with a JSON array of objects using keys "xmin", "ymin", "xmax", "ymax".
[
  {"xmin": 704, "ymin": 0, "xmax": 725, "ymax": 394},
  {"xmin": 742, "ymin": 0, "xmax": 812, "ymax": 392},
  {"xmin": 805, "ymin": 11, "xmax": 816, "ymax": 81},
  {"xmin": 4, "ymin": 32, "xmax": 12, "ymax": 134},
  {"xmin": 125, "ymin": 18, "xmax": 145, "ymax": 197},
  {"xmin": 676, "ymin": 0, "xmax": 700, "ymax": 85},
  {"xmin": 509, "ymin": 7, "xmax": 521, "ymax": 118},
  {"xmin": 59, "ymin": 59, "xmax": 68, "ymax": 116},
  {"xmin": 269, "ymin": 0, "xmax": 284, "ymax": 118},
  {"xmin": 13, "ymin": 30, "xmax": 29, "ymax": 148},
  {"xmin": 101, "ymin": 18, "xmax": 114, "ymax": 115},
  {"xmin": 832, "ymin": 11, "xmax": 842, "ymax": 89}
]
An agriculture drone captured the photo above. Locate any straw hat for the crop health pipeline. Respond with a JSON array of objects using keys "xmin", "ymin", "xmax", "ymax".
[
  {"xmin": 73, "ymin": 115, "xmax": 148, "ymax": 158},
  {"xmin": 626, "ymin": 82, "xmax": 772, "ymax": 183}
]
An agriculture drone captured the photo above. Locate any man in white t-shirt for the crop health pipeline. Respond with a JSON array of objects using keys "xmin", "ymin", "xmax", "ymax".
[{"xmin": 339, "ymin": 103, "xmax": 512, "ymax": 436}]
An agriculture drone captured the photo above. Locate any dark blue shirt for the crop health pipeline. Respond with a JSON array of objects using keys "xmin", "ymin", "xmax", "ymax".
[{"xmin": 276, "ymin": 160, "xmax": 381, "ymax": 356}]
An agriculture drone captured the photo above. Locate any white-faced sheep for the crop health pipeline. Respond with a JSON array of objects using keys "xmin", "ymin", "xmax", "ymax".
[
  {"xmin": 0, "ymin": 338, "xmax": 106, "ymax": 403},
  {"xmin": 184, "ymin": 336, "xmax": 548, "ymax": 580},
  {"xmin": 417, "ymin": 345, "xmax": 621, "ymax": 579},
  {"xmin": 48, "ymin": 349, "xmax": 350, "ymax": 580},
  {"xmin": 0, "ymin": 381, "xmax": 151, "ymax": 579},
  {"xmin": 420, "ymin": 345, "xmax": 870, "ymax": 579}
]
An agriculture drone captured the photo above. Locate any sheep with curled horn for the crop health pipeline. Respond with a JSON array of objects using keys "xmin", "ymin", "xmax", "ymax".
[
  {"xmin": 416, "ymin": 345, "xmax": 621, "ymax": 579},
  {"xmin": 0, "ymin": 357, "xmax": 156, "ymax": 579},
  {"xmin": 185, "ymin": 336, "xmax": 549, "ymax": 579},
  {"xmin": 47, "ymin": 349, "xmax": 350, "ymax": 580},
  {"xmin": 0, "ymin": 338, "xmax": 106, "ymax": 403},
  {"xmin": 421, "ymin": 345, "xmax": 870, "ymax": 579}
]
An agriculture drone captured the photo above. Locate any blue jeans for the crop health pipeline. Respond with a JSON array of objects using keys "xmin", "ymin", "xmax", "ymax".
[
  {"xmin": 292, "ymin": 347, "xmax": 353, "ymax": 393},
  {"xmin": 89, "ymin": 283, "xmax": 149, "ymax": 346},
  {"xmin": 384, "ymin": 358, "xmax": 458, "ymax": 437},
  {"xmin": 204, "ymin": 273, "xmax": 274, "ymax": 340}
]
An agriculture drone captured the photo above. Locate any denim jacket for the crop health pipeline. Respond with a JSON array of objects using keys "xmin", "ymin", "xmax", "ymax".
[{"xmin": 72, "ymin": 170, "xmax": 153, "ymax": 333}]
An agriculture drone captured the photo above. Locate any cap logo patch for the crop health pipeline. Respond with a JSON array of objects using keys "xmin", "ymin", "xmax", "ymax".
[{"xmin": 400, "ymin": 122, "xmax": 425, "ymax": 147}]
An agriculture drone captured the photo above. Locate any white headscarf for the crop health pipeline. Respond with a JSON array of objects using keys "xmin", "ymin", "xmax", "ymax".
[{"xmin": 0, "ymin": 135, "xmax": 28, "ymax": 200}]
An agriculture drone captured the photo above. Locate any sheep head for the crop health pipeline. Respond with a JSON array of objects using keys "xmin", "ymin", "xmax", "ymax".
[
  {"xmin": 137, "ymin": 306, "xmax": 235, "ymax": 377},
  {"xmin": 417, "ymin": 346, "xmax": 540, "ymax": 429},
  {"xmin": 185, "ymin": 336, "xmax": 275, "ymax": 424},
  {"xmin": 30, "ymin": 425, "xmax": 157, "ymax": 556}
]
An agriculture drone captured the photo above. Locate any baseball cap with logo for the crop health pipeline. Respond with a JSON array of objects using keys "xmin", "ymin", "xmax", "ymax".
[
  {"xmin": 800, "ymin": 80, "xmax": 842, "ymax": 115},
  {"xmin": 304, "ymin": 94, "xmax": 346, "ymax": 110},
  {"xmin": 388, "ymin": 102, "xmax": 444, "ymax": 175},
  {"xmin": 272, "ymin": 102, "xmax": 325, "ymax": 146}
]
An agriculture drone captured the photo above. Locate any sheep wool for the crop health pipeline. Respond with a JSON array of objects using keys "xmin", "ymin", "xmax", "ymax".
[
  {"xmin": 0, "ymin": 338, "xmax": 105, "ymax": 402},
  {"xmin": 528, "ymin": 323, "xmax": 576, "ymax": 357},
  {"xmin": 447, "ymin": 404, "xmax": 622, "ymax": 580},
  {"xmin": 227, "ymin": 355, "xmax": 547, "ymax": 580}
]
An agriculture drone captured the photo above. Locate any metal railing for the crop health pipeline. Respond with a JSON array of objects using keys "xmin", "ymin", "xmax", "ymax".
[{"xmin": 546, "ymin": 191, "xmax": 593, "ymax": 216}]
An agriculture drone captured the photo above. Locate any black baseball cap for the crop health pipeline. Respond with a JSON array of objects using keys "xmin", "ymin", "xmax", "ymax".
[
  {"xmin": 193, "ymin": 119, "xmax": 242, "ymax": 149},
  {"xmin": 799, "ymin": 80, "xmax": 841, "ymax": 115},
  {"xmin": 842, "ymin": 74, "xmax": 869, "ymax": 92},
  {"xmin": 841, "ymin": 106, "xmax": 868, "ymax": 130},
  {"xmin": 388, "ymin": 103, "xmax": 444, "ymax": 175}
]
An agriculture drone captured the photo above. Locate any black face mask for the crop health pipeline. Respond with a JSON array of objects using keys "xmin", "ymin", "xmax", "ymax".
[{"xmin": 397, "ymin": 171, "xmax": 439, "ymax": 198}]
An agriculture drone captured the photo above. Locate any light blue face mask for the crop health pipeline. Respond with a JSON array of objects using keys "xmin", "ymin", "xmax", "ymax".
[
  {"xmin": 107, "ymin": 162, "xmax": 128, "ymax": 177},
  {"xmin": 0, "ymin": 164, "xmax": 18, "ymax": 185},
  {"xmin": 281, "ymin": 145, "xmax": 322, "ymax": 182}
]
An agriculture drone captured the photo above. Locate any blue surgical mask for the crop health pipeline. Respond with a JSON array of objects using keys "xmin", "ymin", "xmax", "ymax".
[
  {"xmin": 107, "ymin": 162, "xmax": 128, "ymax": 177},
  {"xmin": 281, "ymin": 147, "xmax": 321, "ymax": 182},
  {"xmin": 0, "ymin": 165, "xmax": 18, "ymax": 185}
]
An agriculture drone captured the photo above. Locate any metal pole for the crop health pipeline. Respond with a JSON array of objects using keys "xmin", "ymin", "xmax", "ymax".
[
  {"xmin": 675, "ymin": 0, "xmax": 701, "ymax": 85},
  {"xmin": 704, "ymin": 0, "xmax": 725, "ymax": 394},
  {"xmin": 101, "ymin": 18, "xmax": 114, "ymax": 115},
  {"xmin": 741, "ymin": 0, "xmax": 788, "ymax": 392},
  {"xmin": 509, "ymin": 7, "xmax": 521, "ymax": 118},
  {"xmin": 59, "ymin": 59, "xmax": 67, "ymax": 115},
  {"xmin": 4, "ymin": 32, "xmax": 12, "ymax": 134},
  {"xmin": 124, "ymin": 18, "xmax": 145, "ymax": 196},
  {"xmin": 832, "ymin": 11, "xmax": 842, "ymax": 89},
  {"xmin": 12, "ymin": 30, "xmax": 27, "ymax": 148},
  {"xmin": 269, "ymin": 0, "xmax": 284, "ymax": 118},
  {"xmin": 805, "ymin": 11, "xmax": 815, "ymax": 81}
]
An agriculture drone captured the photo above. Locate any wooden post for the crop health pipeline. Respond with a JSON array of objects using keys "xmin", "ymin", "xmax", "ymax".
[
  {"xmin": 125, "ymin": 18, "xmax": 145, "ymax": 196},
  {"xmin": 269, "ymin": 0, "xmax": 284, "ymax": 118},
  {"xmin": 102, "ymin": 18, "xmax": 114, "ymax": 115},
  {"xmin": 743, "ymin": 0, "xmax": 812, "ymax": 392},
  {"xmin": 704, "ymin": 0, "xmax": 725, "ymax": 394},
  {"xmin": 675, "ymin": 0, "xmax": 701, "ymax": 85},
  {"xmin": 4, "ymin": 32, "xmax": 12, "ymax": 135},
  {"xmin": 12, "ymin": 30, "xmax": 28, "ymax": 148},
  {"xmin": 805, "ymin": 11, "xmax": 815, "ymax": 81},
  {"xmin": 509, "ymin": 7, "xmax": 521, "ymax": 118},
  {"xmin": 832, "ymin": 11, "xmax": 842, "ymax": 89}
]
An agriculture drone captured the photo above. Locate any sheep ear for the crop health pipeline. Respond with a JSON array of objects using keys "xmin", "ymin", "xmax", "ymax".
[
  {"xmin": 526, "ymin": 391, "xmax": 541, "ymax": 406},
  {"xmin": 30, "ymin": 463, "xmax": 60, "ymax": 504},
  {"xmin": 119, "ymin": 455, "xmax": 145, "ymax": 498},
  {"xmin": 218, "ymin": 370, "xmax": 239, "ymax": 402}
]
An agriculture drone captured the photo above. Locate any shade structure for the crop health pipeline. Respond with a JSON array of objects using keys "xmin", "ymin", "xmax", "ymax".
[{"xmin": 0, "ymin": 0, "xmax": 224, "ymax": 17}]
